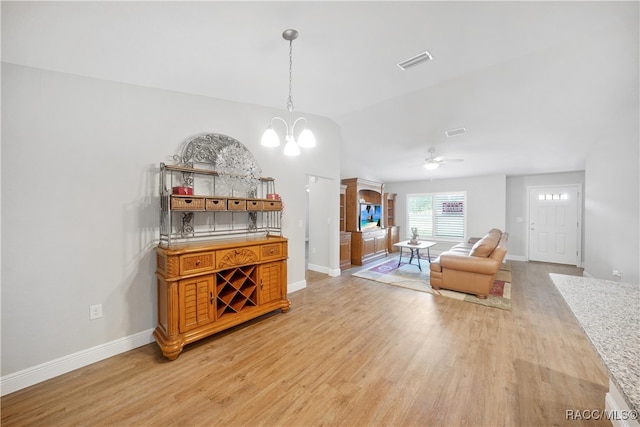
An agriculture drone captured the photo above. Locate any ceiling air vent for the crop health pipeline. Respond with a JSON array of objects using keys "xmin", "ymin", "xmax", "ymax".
[
  {"xmin": 397, "ymin": 51, "xmax": 433, "ymax": 71},
  {"xmin": 445, "ymin": 127, "xmax": 466, "ymax": 138}
]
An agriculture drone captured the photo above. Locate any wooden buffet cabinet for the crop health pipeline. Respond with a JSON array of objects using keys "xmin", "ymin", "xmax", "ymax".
[
  {"xmin": 154, "ymin": 134, "xmax": 290, "ymax": 360},
  {"xmin": 341, "ymin": 178, "xmax": 398, "ymax": 266},
  {"xmin": 154, "ymin": 236, "xmax": 289, "ymax": 360}
]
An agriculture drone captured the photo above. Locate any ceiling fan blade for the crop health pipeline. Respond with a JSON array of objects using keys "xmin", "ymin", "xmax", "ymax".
[{"xmin": 424, "ymin": 147, "xmax": 464, "ymax": 167}]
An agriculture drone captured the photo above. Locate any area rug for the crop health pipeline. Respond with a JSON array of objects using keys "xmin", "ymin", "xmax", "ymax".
[{"xmin": 352, "ymin": 257, "xmax": 512, "ymax": 311}]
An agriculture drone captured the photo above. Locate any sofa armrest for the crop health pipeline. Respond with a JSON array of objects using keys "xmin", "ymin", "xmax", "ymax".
[{"xmin": 439, "ymin": 253, "xmax": 501, "ymax": 275}]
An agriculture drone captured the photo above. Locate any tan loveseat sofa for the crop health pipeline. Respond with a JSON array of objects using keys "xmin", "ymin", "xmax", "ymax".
[{"xmin": 429, "ymin": 229, "xmax": 508, "ymax": 299}]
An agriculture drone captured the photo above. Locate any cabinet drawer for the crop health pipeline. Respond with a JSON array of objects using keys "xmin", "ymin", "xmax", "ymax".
[
  {"xmin": 263, "ymin": 200, "xmax": 282, "ymax": 211},
  {"xmin": 205, "ymin": 198, "xmax": 226, "ymax": 211},
  {"xmin": 217, "ymin": 246, "xmax": 259, "ymax": 268},
  {"xmin": 180, "ymin": 252, "xmax": 215, "ymax": 275},
  {"xmin": 171, "ymin": 196, "xmax": 205, "ymax": 211},
  {"xmin": 227, "ymin": 199, "xmax": 247, "ymax": 211},
  {"xmin": 246, "ymin": 199, "xmax": 264, "ymax": 211},
  {"xmin": 261, "ymin": 243, "xmax": 283, "ymax": 261}
]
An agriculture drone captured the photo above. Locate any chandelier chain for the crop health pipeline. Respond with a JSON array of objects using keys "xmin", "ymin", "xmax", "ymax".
[{"xmin": 287, "ymin": 40, "xmax": 294, "ymax": 113}]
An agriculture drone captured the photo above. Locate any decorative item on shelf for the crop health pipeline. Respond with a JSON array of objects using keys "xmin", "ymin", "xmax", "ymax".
[
  {"xmin": 173, "ymin": 133, "xmax": 220, "ymax": 166},
  {"xmin": 174, "ymin": 133, "xmax": 262, "ymax": 198},
  {"xmin": 261, "ymin": 29, "xmax": 316, "ymax": 156},
  {"xmin": 215, "ymin": 142, "xmax": 261, "ymax": 197},
  {"xmin": 172, "ymin": 186, "xmax": 193, "ymax": 195},
  {"xmin": 409, "ymin": 227, "xmax": 420, "ymax": 245},
  {"xmin": 266, "ymin": 193, "xmax": 281, "ymax": 200}
]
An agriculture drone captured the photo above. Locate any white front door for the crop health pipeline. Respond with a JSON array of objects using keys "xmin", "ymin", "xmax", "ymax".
[{"xmin": 528, "ymin": 185, "xmax": 580, "ymax": 265}]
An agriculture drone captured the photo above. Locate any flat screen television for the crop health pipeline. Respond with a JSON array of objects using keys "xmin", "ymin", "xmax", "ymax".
[{"xmin": 360, "ymin": 203, "xmax": 382, "ymax": 230}]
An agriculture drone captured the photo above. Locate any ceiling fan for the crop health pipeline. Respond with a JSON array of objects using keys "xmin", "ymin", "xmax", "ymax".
[{"xmin": 424, "ymin": 147, "xmax": 464, "ymax": 170}]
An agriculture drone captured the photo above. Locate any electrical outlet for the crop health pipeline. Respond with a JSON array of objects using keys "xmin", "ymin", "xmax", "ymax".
[{"xmin": 90, "ymin": 304, "xmax": 103, "ymax": 320}]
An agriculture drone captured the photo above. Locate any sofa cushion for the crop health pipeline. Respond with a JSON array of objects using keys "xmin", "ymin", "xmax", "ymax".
[
  {"xmin": 451, "ymin": 242, "xmax": 474, "ymax": 252},
  {"xmin": 488, "ymin": 228, "xmax": 502, "ymax": 235},
  {"xmin": 469, "ymin": 233, "xmax": 500, "ymax": 257}
]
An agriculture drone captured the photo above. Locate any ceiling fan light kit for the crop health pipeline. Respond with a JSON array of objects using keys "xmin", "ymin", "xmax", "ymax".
[
  {"xmin": 397, "ymin": 50, "xmax": 433, "ymax": 71},
  {"xmin": 261, "ymin": 29, "xmax": 316, "ymax": 156},
  {"xmin": 424, "ymin": 162, "xmax": 440, "ymax": 170},
  {"xmin": 424, "ymin": 147, "xmax": 464, "ymax": 170}
]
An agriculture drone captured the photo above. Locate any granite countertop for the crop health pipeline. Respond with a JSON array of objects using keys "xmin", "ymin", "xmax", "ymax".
[{"xmin": 550, "ymin": 273, "xmax": 639, "ymax": 412}]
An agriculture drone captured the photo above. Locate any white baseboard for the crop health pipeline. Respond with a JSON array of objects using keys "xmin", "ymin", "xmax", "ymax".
[
  {"xmin": 506, "ymin": 254, "xmax": 527, "ymax": 262},
  {"xmin": 307, "ymin": 263, "xmax": 328, "ymax": 274},
  {"xmin": 307, "ymin": 263, "xmax": 341, "ymax": 277},
  {"xmin": 327, "ymin": 268, "xmax": 341, "ymax": 277},
  {"xmin": 1, "ymin": 328, "xmax": 155, "ymax": 396},
  {"xmin": 288, "ymin": 279, "xmax": 306, "ymax": 294},
  {"xmin": 605, "ymin": 378, "xmax": 640, "ymax": 427}
]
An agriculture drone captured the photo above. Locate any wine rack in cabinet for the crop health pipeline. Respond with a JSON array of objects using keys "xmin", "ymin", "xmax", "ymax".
[{"xmin": 216, "ymin": 266, "xmax": 258, "ymax": 318}]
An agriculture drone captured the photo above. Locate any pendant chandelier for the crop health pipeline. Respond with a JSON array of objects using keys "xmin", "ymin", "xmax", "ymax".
[{"xmin": 261, "ymin": 29, "xmax": 315, "ymax": 156}]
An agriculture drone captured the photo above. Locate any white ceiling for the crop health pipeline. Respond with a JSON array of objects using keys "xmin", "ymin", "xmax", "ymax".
[{"xmin": 3, "ymin": 1, "xmax": 638, "ymax": 182}]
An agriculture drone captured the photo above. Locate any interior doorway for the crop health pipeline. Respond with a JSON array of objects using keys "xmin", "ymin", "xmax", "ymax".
[
  {"xmin": 528, "ymin": 185, "xmax": 582, "ymax": 265},
  {"xmin": 305, "ymin": 175, "xmax": 335, "ymax": 274}
]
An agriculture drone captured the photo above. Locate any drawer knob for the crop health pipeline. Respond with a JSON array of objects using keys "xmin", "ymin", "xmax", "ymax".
[{"xmin": 195, "ymin": 260, "xmax": 201, "ymax": 266}]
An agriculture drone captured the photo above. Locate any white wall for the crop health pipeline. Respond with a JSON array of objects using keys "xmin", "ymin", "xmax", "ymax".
[
  {"xmin": 307, "ymin": 175, "xmax": 340, "ymax": 275},
  {"xmin": 506, "ymin": 171, "xmax": 586, "ymax": 260},
  {"xmin": 584, "ymin": 108, "xmax": 639, "ymax": 283},
  {"xmin": 385, "ymin": 174, "xmax": 506, "ymax": 253},
  {"xmin": 1, "ymin": 63, "xmax": 342, "ymax": 377}
]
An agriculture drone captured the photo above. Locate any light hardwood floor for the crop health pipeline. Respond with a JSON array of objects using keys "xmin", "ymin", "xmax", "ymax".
[{"xmin": 1, "ymin": 260, "xmax": 611, "ymax": 426}]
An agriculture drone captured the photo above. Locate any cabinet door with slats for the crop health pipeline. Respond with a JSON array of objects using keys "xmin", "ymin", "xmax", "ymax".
[
  {"xmin": 259, "ymin": 262, "xmax": 282, "ymax": 305},
  {"xmin": 179, "ymin": 275, "xmax": 214, "ymax": 332}
]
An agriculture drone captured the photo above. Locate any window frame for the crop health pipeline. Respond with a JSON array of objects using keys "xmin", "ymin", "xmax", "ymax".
[{"xmin": 405, "ymin": 191, "xmax": 467, "ymax": 242}]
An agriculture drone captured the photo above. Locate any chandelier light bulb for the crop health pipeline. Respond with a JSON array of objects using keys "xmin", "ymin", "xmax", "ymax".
[
  {"xmin": 283, "ymin": 136, "xmax": 301, "ymax": 156},
  {"xmin": 297, "ymin": 128, "xmax": 316, "ymax": 148},
  {"xmin": 261, "ymin": 127, "xmax": 280, "ymax": 147}
]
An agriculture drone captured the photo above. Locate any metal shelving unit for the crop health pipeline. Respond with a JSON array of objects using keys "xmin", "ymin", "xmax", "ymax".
[{"xmin": 158, "ymin": 134, "xmax": 283, "ymax": 246}]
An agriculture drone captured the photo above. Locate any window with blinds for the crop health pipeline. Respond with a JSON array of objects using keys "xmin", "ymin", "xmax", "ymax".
[{"xmin": 407, "ymin": 192, "xmax": 466, "ymax": 241}]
